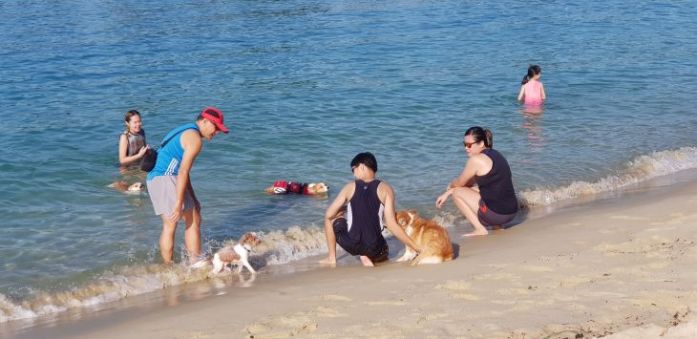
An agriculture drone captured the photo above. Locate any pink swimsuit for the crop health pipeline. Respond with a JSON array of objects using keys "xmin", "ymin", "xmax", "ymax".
[{"xmin": 523, "ymin": 80, "xmax": 544, "ymax": 105}]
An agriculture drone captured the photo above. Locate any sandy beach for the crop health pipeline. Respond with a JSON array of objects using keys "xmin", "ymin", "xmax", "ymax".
[
  {"xmin": 4, "ymin": 1, "xmax": 697, "ymax": 338},
  {"xmin": 10, "ymin": 175, "xmax": 697, "ymax": 339}
]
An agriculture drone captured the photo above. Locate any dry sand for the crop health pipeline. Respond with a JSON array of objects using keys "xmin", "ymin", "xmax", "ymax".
[{"xmin": 15, "ymin": 179, "xmax": 697, "ymax": 339}]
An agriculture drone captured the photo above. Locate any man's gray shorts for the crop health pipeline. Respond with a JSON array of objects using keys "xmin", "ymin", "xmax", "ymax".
[{"xmin": 146, "ymin": 175, "xmax": 195, "ymax": 216}]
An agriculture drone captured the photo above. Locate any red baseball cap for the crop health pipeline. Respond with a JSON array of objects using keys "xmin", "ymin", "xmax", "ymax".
[{"xmin": 200, "ymin": 106, "xmax": 229, "ymax": 133}]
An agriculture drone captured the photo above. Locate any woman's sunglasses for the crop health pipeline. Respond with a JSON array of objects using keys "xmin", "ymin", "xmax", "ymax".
[{"xmin": 463, "ymin": 141, "xmax": 480, "ymax": 148}]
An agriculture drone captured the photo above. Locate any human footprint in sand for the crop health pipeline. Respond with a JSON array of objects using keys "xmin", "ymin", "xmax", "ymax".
[
  {"xmin": 320, "ymin": 152, "xmax": 422, "ymax": 267},
  {"xmin": 436, "ymin": 127, "xmax": 518, "ymax": 237}
]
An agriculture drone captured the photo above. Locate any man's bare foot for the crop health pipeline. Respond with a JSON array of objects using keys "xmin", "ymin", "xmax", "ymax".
[
  {"xmin": 319, "ymin": 257, "xmax": 337, "ymax": 266},
  {"xmin": 359, "ymin": 256, "xmax": 374, "ymax": 267},
  {"xmin": 462, "ymin": 231, "xmax": 488, "ymax": 237}
]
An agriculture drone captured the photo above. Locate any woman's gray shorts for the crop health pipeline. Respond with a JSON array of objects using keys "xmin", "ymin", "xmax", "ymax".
[
  {"xmin": 477, "ymin": 199, "xmax": 516, "ymax": 228},
  {"xmin": 146, "ymin": 175, "xmax": 195, "ymax": 216}
]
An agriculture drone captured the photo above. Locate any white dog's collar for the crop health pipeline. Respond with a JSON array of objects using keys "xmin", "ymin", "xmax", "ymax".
[{"xmin": 235, "ymin": 243, "xmax": 252, "ymax": 254}]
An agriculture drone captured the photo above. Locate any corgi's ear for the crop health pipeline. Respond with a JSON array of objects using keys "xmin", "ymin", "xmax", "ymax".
[{"xmin": 395, "ymin": 211, "xmax": 407, "ymax": 226}]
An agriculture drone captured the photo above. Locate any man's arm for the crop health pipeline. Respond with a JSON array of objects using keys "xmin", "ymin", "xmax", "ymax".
[
  {"xmin": 379, "ymin": 182, "xmax": 422, "ymax": 253},
  {"xmin": 320, "ymin": 182, "xmax": 353, "ymax": 265},
  {"xmin": 325, "ymin": 183, "xmax": 351, "ymax": 221},
  {"xmin": 169, "ymin": 130, "xmax": 202, "ymax": 222}
]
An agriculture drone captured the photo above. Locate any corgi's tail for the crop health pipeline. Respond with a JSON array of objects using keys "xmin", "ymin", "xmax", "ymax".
[{"xmin": 412, "ymin": 255, "xmax": 445, "ymax": 265}]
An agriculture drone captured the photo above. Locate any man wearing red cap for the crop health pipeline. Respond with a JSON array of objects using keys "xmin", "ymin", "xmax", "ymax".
[{"xmin": 146, "ymin": 107, "xmax": 229, "ymax": 265}]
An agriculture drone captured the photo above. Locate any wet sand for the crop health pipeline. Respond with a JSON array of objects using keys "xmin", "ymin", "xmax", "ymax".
[{"xmin": 12, "ymin": 177, "xmax": 697, "ymax": 339}]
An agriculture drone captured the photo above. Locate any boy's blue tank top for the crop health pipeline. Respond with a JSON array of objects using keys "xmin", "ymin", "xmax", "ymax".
[{"xmin": 146, "ymin": 123, "xmax": 199, "ymax": 180}]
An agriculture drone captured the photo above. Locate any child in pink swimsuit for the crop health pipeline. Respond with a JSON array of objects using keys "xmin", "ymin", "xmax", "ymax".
[{"xmin": 517, "ymin": 65, "xmax": 546, "ymax": 106}]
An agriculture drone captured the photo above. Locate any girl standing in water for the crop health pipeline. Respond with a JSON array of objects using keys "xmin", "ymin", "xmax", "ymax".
[{"xmin": 517, "ymin": 65, "xmax": 546, "ymax": 106}]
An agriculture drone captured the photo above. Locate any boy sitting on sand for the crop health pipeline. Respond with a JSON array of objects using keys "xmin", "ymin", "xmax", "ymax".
[{"xmin": 319, "ymin": 152, "xmax": 422, "ymax": 267}]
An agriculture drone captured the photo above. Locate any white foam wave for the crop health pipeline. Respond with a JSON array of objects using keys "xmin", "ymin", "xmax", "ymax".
[
  {"xmin": 0, "ymin": 294, "xmax": 37, "ymax": 323},
  {"xmin": 0, "ymin": 224, "xmax": 330, "ymax": 324},
  {"xmin": 253, "ymin": 225, "xmax": 327, "ymax": 265},
  {"xmin": 520, "ymin": 146, "xmax": 697, "ymax": 207},
  {"xmin": 0, "ymin": 263, "xmax": 210, "ymax": 324}
]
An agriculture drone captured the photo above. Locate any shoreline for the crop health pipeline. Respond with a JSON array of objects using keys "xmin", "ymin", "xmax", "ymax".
[
  {"xmin": 8, "ymin": 170, "xmax": 697, "ymax": 338},
  {"xmin": 2, "ymin": 147, "xmax": 696, "ymax": 330}
]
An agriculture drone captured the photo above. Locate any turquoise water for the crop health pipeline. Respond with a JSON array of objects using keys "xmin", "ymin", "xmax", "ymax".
[{"xmin": 1, "ymin": 0, "xmax": 697, "ymax": 323}]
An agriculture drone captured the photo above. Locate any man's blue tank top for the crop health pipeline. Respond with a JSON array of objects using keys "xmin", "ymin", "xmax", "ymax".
[{"xmin": 146, "ymin": 123, "xmax": 199, "ymax": 180}]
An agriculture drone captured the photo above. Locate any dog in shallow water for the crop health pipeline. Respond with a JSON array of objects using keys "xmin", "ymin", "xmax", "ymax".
[
  {"xmin": 264, "ymin": 180, "xmax": 329, "ymax": 195},
  {"xmin": 211, "ymin": 232, "xmax": 262, "ymax": 274},
  {"xmin": 109, "ymin": 181, "xmax": 144, "ymax": 194},
  {"xmin": 395, "ymin": 210, "xmax": 454, "ymax": 265}
]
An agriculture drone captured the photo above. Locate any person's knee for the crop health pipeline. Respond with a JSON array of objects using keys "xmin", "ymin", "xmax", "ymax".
[
  {"xmin": 450, "ymin": 187, "xmax": 468, "ymax": 200},
  {"xmin": 191, "ymin": 206, "xmax": 201, "ymax": 219},
  {"xmin": 182, "ymin": 209, "xmax": 200, "ymax": 228},
  {"xmin": 454, "ymin": 188, "xmax": 480, "ymax": 207},
  {"xmin": 332, "ymin": 217, "xmax": 348, "ymax": 234},
  {"xmin": 450, "ymin": 189, "xmax": 470, "ymax": 206},
  {"xmin": 452, "ymin": 186, "xmax": 476, "ymax": 197},
  {"xmin": 185, "ymin": 223, "xmax": 200, "ymax": 232},
  {"xmin": 161, "ymin": 221, "xmax": 177, "ymax": 234}
]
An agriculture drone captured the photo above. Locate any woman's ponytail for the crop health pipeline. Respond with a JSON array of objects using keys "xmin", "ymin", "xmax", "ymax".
[
  {"xmin": 484, "ymin": 128, "xmax": 493, "ymax": 148},
  {"xmin": 521, "ymin": 75, "xmax": 530, "ymax": 85}
]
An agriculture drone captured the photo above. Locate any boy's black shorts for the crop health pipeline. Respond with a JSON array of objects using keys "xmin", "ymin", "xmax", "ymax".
[{"xmin": 333, "ymin": 218, "xmax": 388, "ymax": 263}]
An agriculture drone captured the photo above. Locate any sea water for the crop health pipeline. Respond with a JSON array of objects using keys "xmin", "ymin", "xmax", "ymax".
[{"xmin": 1, "ymin": 0, "xmax": 697, "ymax": 324}]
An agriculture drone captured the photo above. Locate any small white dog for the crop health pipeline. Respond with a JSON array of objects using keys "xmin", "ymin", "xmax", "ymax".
[{"xmin": 211, "ymin": 232, "xmax": 262, "ymax": 274}]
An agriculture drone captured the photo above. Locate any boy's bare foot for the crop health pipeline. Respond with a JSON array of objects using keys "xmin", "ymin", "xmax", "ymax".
[
  {"xmin": 462, "ymin": 231, "xmax": 488, "ymax": 237},
  {"xmin": 359, "ymin": 256, "xmax": 375, "ymax": 267}
]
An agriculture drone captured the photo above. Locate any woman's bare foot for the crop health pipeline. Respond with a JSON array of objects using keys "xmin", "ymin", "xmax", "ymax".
[
  {"xmin": 319, "ymin": 256, "xmax": 337, "ymax": 266},
  {"xmin": 462, "ymin": 230, "xmax": 488, "ymax": 237},
  {"xmin": 359, "ymin": 256, "xmax": 375, "ymax": 267}
]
